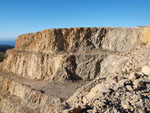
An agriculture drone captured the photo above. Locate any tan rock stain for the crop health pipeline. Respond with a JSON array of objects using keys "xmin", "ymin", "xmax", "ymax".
[{"xmin": 141, "ymin": 27, "xmax": 150, "ymax": 47}]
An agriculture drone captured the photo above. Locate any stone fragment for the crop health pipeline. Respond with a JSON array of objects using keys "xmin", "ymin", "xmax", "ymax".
[
  {"xmin": 86, "ymin": 84, "xmax": 109, "ymax": 100},
  {"xmin": 130, "ymin": 95, "xmax": 139, "ymax": 105},
  {"xmin": 121, "ymin": 101, "xmax": 131, "ymax": 110},
  {"xmin": 126, "ymin": 85, "xmax": 133, "ymax": 92},
  {"xmin": 135, "ymin": 101, "xmax": 143, "ymax": 106},
  {"xmin": 138, "ymin": 109, "xmax": 145, "ymax": 113},
  {"xmin": 128, "ymin": 72, "xmax": 139, "ymax": 81},
  {"xmin": 114, "ymin": 92, "xmax": 120, "ymax": 98},
  {"xmin": 117, "ymin": 79, "xmax": 128, "ymax": 87},
  {"xmin": 133, "ymin": 80, "xmax": 144, "ymax": 89},
  {"xmin": 142, "ymin": 65, "xmax": 150, "ymax": 76}
]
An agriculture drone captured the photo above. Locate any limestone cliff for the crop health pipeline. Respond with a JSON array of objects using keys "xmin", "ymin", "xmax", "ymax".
[
  {"xmin": 15, "ymin": 27, "xmax": 143, "ymax": 53},
  {"xmin": 0, "ymin": 26, "xmax": 150, "ymax": 113},
  {"xmin": 1, "ymin": 27, "xmax": 150, "ymax": 81}
]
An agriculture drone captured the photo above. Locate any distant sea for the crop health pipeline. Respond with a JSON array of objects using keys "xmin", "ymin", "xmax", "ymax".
[{"xmin": 0, "ymin": 40, "xmax": 16, "ymax": 46}]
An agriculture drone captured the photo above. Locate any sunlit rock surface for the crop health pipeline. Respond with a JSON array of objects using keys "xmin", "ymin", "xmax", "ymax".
[{"xmin": 0, "ymin": 26, "xmax": 150, "ymax": 113}]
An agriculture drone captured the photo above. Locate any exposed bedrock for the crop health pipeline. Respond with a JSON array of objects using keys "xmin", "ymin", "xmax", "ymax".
[
  {"xmin": 2, "ymin": 49, "xmax": 105, "ymax": 81},
  {"xmin": 2, "ymin": 26, "xmax": 150, "ymax": 82},
  {"xmin": 15, "ymin": 27, "xmax": 150, "ymax": 53},
  {"xmin": 0, "ymin": 26, "xmax": 150, "ymax": 113}
]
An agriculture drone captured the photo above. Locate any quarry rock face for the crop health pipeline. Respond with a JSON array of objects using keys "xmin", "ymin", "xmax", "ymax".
[
  {"xmin": 0, "ymin": 26, "xmax": 150, "ymax": 113},
  {"xmin": 15, "ymin": 27, "xmax": 143, "ymax": 53}
]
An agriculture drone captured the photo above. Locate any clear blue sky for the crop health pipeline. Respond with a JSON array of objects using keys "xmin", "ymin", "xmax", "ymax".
[{"xmin": 0, "ymin": 0, "xmax": 150, "ymax": 41}]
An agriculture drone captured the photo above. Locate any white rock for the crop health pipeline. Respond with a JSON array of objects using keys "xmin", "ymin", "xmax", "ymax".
[
  {"xmin": 126, "ymin": 85, "xmax": 133, "ymax": 92},
  {"xmin": 142, "ymin": 65, "xmax": 150, "ymax": 76}
]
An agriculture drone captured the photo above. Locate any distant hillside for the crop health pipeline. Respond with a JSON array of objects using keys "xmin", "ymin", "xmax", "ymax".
[
  {"xmin": 0, "ymin": 45, "xmax": 14, "ymax": 53},
  {"xmin": 0, "ymin": 45, "xmax": 14, "ymax": 62}
]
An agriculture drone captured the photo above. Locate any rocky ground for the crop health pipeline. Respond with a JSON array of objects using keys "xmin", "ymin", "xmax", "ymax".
[
  {"xmin": 0, "ymin": 26, "xmax": 150, "ymax": 113},
  {"xmin": 0, "ymin": 71, "xmax": 88, "ymax": 100},
  {"xmin": 80, "ymin": 70, "xmax": 150, "ymax": 113}
]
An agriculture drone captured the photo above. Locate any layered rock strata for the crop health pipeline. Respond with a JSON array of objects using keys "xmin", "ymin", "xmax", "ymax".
[
  {"xmin": 0, "ymin": 26, "xmax": 150, "ymax": 113},
  {"xmin": 2, "ymin": 26, "xmax": 150, "ymax": 81}
]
